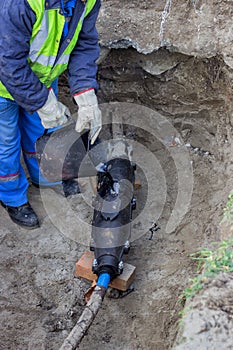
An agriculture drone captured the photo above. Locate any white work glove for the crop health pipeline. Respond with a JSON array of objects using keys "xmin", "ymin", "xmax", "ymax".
[
  {"xmin": 37, "ymin": 89, "xmax": 70, "ymax": 129},
  {"xmin": 74, "ymin": 89, "xmax": 102, "ymax": 145}
]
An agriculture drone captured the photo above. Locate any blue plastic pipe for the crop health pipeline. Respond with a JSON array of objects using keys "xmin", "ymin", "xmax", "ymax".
[{"xmin": 96, "ymin": 273, "xmax": 111, "ymax": 289}]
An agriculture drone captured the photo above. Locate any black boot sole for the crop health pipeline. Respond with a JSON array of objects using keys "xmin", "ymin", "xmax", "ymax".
[
  {"xmin": 1, "ymin": 201, "xmax": 40, "ymax": 229},
  {"xmin": 10, "ymin": 216, "xmax": 40, "ymax": 230}
]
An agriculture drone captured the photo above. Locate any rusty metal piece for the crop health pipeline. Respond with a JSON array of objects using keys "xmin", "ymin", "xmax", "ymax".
[{"xmin": 84, "ymin": 280, "xmax": 96, "ymax": 303}]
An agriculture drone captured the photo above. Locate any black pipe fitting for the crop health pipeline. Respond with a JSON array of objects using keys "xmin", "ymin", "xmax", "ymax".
[{"xmin": 91, "ymin": 157, "xmax": 135, "ymax": 279}]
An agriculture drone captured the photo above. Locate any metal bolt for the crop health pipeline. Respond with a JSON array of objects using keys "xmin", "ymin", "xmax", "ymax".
[
  {"xmin": 118, "ymin": 261, "xmax": 124, "ymax": 270},
  {"xmin": 93, "ymin": 259, "xmax": 98, "ymax": 267},
  {"xmin": 131, "ymin": 197, "xmax": 136, "ymax": 210},
  {"xmin": 124, "ymin": 241, "xmax": 130, "ymax": 249},
  {"xmin": 124, "ymin": 240, "xmax": 130, "ymax": 254}
]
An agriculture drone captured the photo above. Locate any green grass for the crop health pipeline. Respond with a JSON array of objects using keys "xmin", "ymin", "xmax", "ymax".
[
  {"xmin": 181, "ymin": 191, "xmax": 233, "ymax": 301},
  {"xmin": 182, "ymin": 238, "xmax": 233, "ymax": 300}
]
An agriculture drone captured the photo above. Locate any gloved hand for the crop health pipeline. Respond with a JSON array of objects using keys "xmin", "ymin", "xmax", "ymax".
[
  {"xmin": 74, "ymin": 88, "xmax": 102, "ymax": 145},
  {"xmin": 37, "ymin": 89, "xmax": 70, "ymax": 129}
]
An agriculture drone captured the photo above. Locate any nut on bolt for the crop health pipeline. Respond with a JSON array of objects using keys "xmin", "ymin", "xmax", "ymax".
[
  {"xmin": 92, "ymin": 258, "xmax": 98, "ymax": 273},
  {"xmin": 93, "ymin": 258, "xmax": 98, "ymax": 267},
  {"xmin": 124, "ymin": 240, "xmax": 130, "ymax": 254},
  {"xmin": 131, "ymin": 197, "xmax": 136, "ymax": 210},
  {"xmin": 118, "ymin": 260, "xmax": 124, "ymax": 274}
]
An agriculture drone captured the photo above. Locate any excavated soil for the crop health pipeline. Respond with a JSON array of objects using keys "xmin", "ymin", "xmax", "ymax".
[
  {"xmin": 174, "ymin": 273, "xmax": 233, "ymax": 350},
  {"xmin": 0, "ymin": 49, "xmax": 232, "ymax": 350}
]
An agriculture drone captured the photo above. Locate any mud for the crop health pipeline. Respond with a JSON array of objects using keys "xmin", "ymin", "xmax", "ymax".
[{"xmin": 0, "ymin": 48, "xmax": 232, "ymax": 350}]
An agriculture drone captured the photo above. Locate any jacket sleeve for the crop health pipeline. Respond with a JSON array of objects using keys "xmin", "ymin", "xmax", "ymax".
[
  {"xmin": 68, "ymin": 0, "xmax": 101, "ymax": 95},
  {"xmin": 0, "ymin": 0, "xmax": 49, "ymax": 113}
]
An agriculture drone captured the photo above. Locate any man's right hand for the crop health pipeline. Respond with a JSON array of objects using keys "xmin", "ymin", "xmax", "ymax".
[{"xmin": 37, "ymin": 89, "xmax": 70, "ymax": 129}]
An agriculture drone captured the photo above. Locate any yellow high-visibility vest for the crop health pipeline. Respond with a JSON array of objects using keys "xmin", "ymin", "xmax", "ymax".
[{"xmin": 0, "ymin": 0, "xmax": 96, "ymax": 99}]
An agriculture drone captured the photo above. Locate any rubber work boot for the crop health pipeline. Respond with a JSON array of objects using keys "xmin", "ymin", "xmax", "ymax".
[
  {"xmin": 1, "ymin": 202, "xmax": 39, "ymax": 229},
  {"xmin": 62, "ymin": 179, "xmax": 81, "ymax": 197},
  {"xmin": 32, "ymin": 179, "xmax": 81, "ymax": 197}
]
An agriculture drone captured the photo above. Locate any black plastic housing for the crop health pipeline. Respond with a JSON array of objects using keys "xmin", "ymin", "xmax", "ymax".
[{"xmin": 91, "ymin": 157, "xmax": 135, "ymax": 279}]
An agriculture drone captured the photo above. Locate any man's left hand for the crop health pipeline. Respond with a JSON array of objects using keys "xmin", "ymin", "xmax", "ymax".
[{"xmin": 74, "ymin": 89, "xmax": 102, "ymax": 145}]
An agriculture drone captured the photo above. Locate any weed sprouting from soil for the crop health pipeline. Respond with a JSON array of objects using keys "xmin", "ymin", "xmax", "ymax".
[
  {"xmin": 180, "ymin": 192, "xmax": 233, "ymax": 302},
  {"xmin": 181, "ymin": 236, "xmax": 233, "ymax": 301}
]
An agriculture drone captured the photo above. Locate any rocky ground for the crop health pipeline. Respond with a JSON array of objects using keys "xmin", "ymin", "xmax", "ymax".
[{"xmin": 1, "ymin": 1, "xmax": 233, "ymax": 349}]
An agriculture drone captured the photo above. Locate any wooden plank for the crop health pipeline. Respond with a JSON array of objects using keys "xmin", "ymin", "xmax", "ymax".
[
  {"xmin": 74, "ymin": 251, "xmax": 136, "ymax": 291},
  {"xmin": 134, "ymin": 179, "xmax": 141, "ymax": 189}
]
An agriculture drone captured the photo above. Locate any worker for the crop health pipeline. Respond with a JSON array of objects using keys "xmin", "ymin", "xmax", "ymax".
[{"xmin": 0, "ymin": 0, "xmax": 102, "ymax": 229}]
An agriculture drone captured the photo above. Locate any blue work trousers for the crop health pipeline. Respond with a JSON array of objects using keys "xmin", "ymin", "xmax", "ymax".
[{"xmin": 0, "ymin": 82, "xmax": 60, "ymax": 207}]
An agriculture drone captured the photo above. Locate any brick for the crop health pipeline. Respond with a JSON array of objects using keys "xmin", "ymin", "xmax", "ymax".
[{"xmin": 74, "ymin": 251, "xmax": 136, "ymax": 291}]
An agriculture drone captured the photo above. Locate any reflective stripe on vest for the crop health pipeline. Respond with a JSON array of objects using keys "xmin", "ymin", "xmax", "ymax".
[
  {"xmin": 0, "ymin": 0, "xmax": 96, "ymax": 99},
  {"xmin": 28, "ymin": 11, "xmax": 59, "ymax": 67}
]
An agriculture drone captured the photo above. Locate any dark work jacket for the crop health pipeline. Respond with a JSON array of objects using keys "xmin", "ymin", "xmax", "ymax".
[{"xmin": 0, "ymin": 0, "xmax": 101, "ymax": 112}]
